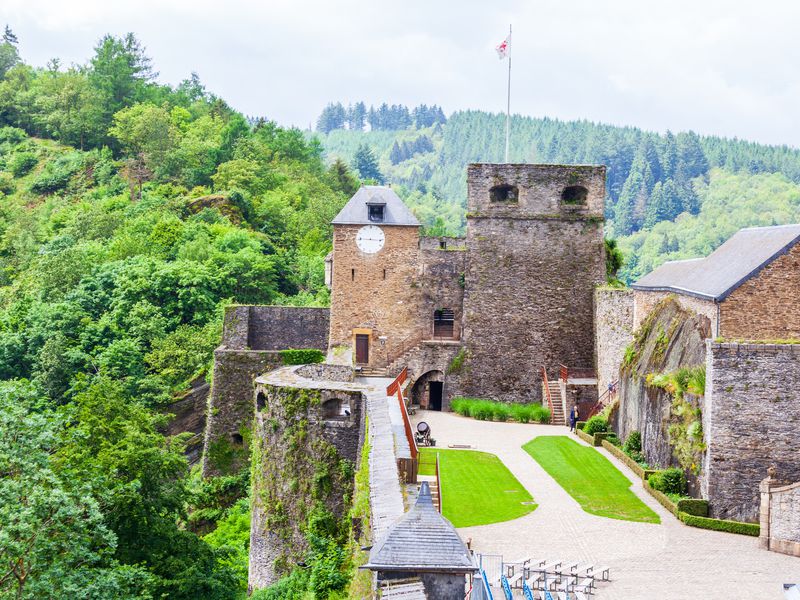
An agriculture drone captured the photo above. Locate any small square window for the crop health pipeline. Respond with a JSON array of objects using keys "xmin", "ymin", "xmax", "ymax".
[{"xmin": 368, "ymin": 204, "xmax": 385, "ymax": 222}]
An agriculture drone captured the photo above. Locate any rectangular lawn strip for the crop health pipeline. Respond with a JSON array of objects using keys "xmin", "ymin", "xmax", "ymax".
[
  {"xmin": 418, "ymin": 447, "xmax": 537, "ymax": 528},
  {"xmin": 523, "ymin": 436, "xmax": 660, "ymax": 524}
]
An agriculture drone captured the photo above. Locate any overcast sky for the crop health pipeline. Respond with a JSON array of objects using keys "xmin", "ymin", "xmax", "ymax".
[{"xmin": 2, "ymin": 0, "xmax": 799, "ymax": 147}]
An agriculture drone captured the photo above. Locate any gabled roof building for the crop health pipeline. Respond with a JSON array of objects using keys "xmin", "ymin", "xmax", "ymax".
[{"xmin": 631, "ymin": 224, "xmax": 800, "ymax": 339}]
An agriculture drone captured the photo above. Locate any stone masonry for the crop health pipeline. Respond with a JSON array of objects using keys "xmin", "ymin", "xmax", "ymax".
[
  {"xmin": 633, "ymin": 289, "xmax": 718, "ymax": 336},
  {"xmin": 760, "ymin": 471, "xmax": 800, "ymax": 557},
  {"xmin": 202, "ymin": 305, "xmax": 330, "ymax": 476},
  {"xmin": 460, "ymin": 164, "xmax": 606, "ymax": 402},
  {"xmin": 703, "ymin": 341, "xmax": 800, "ymax": 521},
  {"xmin": 594, "ymin": 287, "xmax": 634, "ymax": 398},
  {"xmin": 720, "ymin": 241, "xmax": 800, "ymax": 339}
]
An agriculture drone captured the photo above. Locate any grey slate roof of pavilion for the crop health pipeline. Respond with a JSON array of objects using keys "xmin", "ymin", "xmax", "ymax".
[
  {"xmin": 331, "ymin": 186, "xmax": 420, "ymax": 226},
  {"xmin": 364, "ymin": 482, "xmax": 476, "ymax": 573},
  {"xmin": 631, "ymin": 224, "xmax": 800, "ymax": 301}
]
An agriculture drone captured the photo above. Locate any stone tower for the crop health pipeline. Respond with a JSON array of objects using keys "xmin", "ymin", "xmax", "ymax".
[
  {"xmin": 328, "ymin": 186, "xmax": 423, "ymax": 369},
  {"xmin": 459, "ymin": 164, "xmax": 606, "ymax": 402}
]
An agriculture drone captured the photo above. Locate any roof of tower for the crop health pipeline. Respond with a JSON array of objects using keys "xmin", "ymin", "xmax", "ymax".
[
  {"xmin": 632, "ymin": 224, "xmax": 800, "ymax": 301},
  {"xmin": 363, "ymin": 482, "xmax": 476, "ymax": 573},
  {"xmin": 332, "ymin": 186, "xmax": 420, "ymax": 226}
]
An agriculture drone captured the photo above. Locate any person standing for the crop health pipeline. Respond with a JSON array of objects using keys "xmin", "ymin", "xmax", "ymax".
[{"xmin": 569, "ymin": 406, "xmax": 578, "ymax": 432}]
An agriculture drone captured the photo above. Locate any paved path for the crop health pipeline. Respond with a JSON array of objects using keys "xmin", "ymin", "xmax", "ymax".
[{"xmin": 413, "ymin": 410, "xmax": 800, "ymax": 600}]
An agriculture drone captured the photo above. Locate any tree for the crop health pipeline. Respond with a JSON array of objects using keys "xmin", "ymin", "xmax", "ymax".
[
  {"xmin": 0, "ymin": 28, "xmax": 19, "ymax": 78},
  {"xmin": 351, "ymin": 144, "xmax": 383, "ymax": 183},
  {"xmin": 3, "ymin": 26, "xmax": 17, "ymax": 45},
  {"xmin": 315, "ymin": 102, "xmax": 345, "ymax": 134},
  {"xmin": 347, "ymin": 101, "xmax": 366, "ymax": 130},
  {"xmin": 604, "ymin": 238, "xmax": 624, "ymax": 283},
  {"xmin": 109, "ymin": 102, "xmax": 174, "ymax": 173},
  {"xmin": 89, "ymin": 33, "xmax": 157, "ymax": 132},
  {"xmin": 326, "ymin": 158, "xmax": 359, "ymax": 196}
]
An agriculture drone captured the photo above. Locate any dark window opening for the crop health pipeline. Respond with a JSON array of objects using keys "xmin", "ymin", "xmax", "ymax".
[
  {"xmin": 368, "ymin": 203, "xmax": 385, "ymax": 222},
  {"xmin": 439, "ymin": 240, "xmax": 447, "ymax": 249},
  {"xmin": 561, "ymin": 185, "xmax": 588, "ymax": 205},
  {"xmin": 231, "ymin": 433, "xmax": 244, "ymax": 445},
  {"xmin": 256, "ymin": 392, "xmax": 266, "ymax": 411},
  {"xmin": 489, "ymin": 184, "xmax": 519, "ymax": 202},
  {"xmin": 351, "ymin": 268, "xmax": 355, "ymax": 281},
  {"xmin": 383, "ymin": 269, "xmax": 386, "ymax": 279},
  {"xmin": 433, "ymin": 308, "xmax": 455, "ymax": 338},
  {"xmin": 322, "ymin": 398, "xmax": 350, "ymax": 420}
]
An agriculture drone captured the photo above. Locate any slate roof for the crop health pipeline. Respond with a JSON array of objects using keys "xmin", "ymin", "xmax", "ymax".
[
  {"xmin": 331, "ymin": 186, "xmax": 420, "ymax": 226},
  {"xmin": 364, "ymin": 482, "xmax": 476, "ymax": 573},
  {"xmin": 632, "ymin": 224, "xmax": 800, "ymax": 301}
]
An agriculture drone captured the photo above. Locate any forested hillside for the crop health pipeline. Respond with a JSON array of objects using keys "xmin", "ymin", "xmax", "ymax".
[
  {"xmin": 316, "ymin": 107, "xmax": 800, "ymax": 279},
  {"xmin": 0, "ymin": 31, "xmax": 358, "ymax": 599}
]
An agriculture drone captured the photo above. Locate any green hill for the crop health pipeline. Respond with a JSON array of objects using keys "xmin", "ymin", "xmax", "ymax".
[{"xmin": 315, "ymin": 108, "xmax": 800, "ymax": 281}]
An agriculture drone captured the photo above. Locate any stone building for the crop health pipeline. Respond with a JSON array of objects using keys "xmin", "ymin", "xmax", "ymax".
[
  {"xmin": 326, "ymin": 164, "xmax": 606, "ymax": 407},
  {"xmin": 631, "ymin": 224, "xmax": 800, "ymax": 339}
]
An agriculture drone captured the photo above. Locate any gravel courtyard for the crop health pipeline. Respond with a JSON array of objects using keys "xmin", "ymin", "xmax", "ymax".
[{"xmin": 411, "ymin": 409, "xmax": 800, "ymax": 600}]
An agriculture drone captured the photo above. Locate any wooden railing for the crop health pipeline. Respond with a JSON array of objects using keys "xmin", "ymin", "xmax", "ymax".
[
  {"xmin": 435, "ymin": 453, "xmax": 443, "ymax": 514},
  {"xmin": 387, "ymin": 367, "xmax": 417, "ymax": 461},
  {"xmin": 559, "ymin": 363, "xmax": 597, "ymax": 383},
  {"xmin": 540, "ymin": 366, "xmax": 555, "ymax": 424}
]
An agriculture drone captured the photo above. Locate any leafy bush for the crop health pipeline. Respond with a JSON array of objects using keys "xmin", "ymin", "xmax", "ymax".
[
  {"xmin": 9, "ymin": 151, "xmax": 38, "ymax": 177},
  {"xmin": 676, "ymin": 498, "xmax": 709, "ymax": 517},
  {"xmin": 30, "ymin": 152, "xmax": 83, "ymax": 193},
  {"xmin": 623, "ymin": 430, "xmax": 642, "ymax": 454},
  {"xmin": 280, "ymin": 348, "xmax": 325, "ymax": 365},
  {"xmin": 678, "ymin": 512, "xmax": 759, "ymax": 536},
  {"xmin": 0, "ymin": 126, "xmax": 27, "ymax": 144},
  {"xmin": 648, "ymin": 467, "xmax": 687, "ymax": 496},
  {"xmin": 582, "ymin": 415, "xmax": 608, "ymax": 435},
  {"xmin": 0, "ymin": 171, "xmax": 15, "ymax": 195},
  {"xmin": 450, "ymin": 397, "xmax": 549, "ymax": 423}
]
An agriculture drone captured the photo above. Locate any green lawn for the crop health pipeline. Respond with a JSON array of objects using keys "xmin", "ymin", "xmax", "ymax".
[
  {"xmin": 523, "ymin": 436, "xmax": 660, "ymax": 524},
  {"xmin": 418, "ymin": 448, "xmax": 536, "ymax": 527}
]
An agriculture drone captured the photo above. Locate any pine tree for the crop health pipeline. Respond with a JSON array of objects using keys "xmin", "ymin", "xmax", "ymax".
[
  {"xmin": 389, "ymin": 141, "xmax": 403, "ymax": 165},
  {"xmin": 3, "ymin": 25, "xmax": 17, "ymax": 45},
  {"xmin": 348, "ymin": 101, "xmax": 366, "ymax": 131},
  {"xmin": 352, "ymin": 144, "xmax": 384, "ymax": 183}
]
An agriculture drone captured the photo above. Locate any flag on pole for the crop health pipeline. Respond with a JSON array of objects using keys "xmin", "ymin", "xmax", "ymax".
[{"xmin": 495, "ymin": 34, "xmax": 510, "ymax": 59}]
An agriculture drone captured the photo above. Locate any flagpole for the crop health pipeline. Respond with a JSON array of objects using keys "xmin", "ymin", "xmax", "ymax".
[{"xmin": 505, "ymin": 23, "xmax": 511, "ymax": 163}]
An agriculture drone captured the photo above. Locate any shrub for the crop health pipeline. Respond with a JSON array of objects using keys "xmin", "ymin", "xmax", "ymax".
[
  {"xmin": 676, "ymin": 498, "xmax": 709, "ymax": 517},
  {"xmin": 0, "ymin": 126, "xmax": 27, "ymax": 145},
  {"xmin": 0, "ymin": 172, "xmax": 15, "ymax": 195},
  {"xmin": 678, "ymin": 512, "xmax": 759, "ymax": 536},
  {"xmin": 510, "ymin": 403, "xmax": 532, "ymax": 423},
  {"xmin": 450, "ymin": 397, "xmax": 472, "ymax": 417},
  {"xmin": 9, "ymin": 151, "xmax": 38, "ymax": 177},
  {"xmin": 623, "ymin": 431, "xmax": 642, "ymax": 455},
  {"xmin": 471, "ymin": 400, "xmax": 495, "ymax": 421},
  {"xmin": 649, "ymin": 467, "xmax": 687, "ymax": 496},
  {"xmin": 491, "ymin": 402, "xmax": 511, "ymax": 422},
  {"xmin": 30, "ymin": 153, "xmax": 82, "ymax": 193},
  {"xmin": 280, "ymin": 348, "xmax": 325, "ymax": 365},
  {"xmin": 582, "ymin": 415, "xmax": 608, "ymax": 435}
]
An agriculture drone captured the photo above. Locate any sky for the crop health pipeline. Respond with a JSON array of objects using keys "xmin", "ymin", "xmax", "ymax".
[{"xmin": 2, "ymin": 0, "xmax": 799, "ymax": 147}]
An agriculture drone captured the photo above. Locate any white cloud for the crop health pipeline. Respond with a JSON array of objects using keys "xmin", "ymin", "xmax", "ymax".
[{"xmin": 1, "ymin": 0, "xmax": 798, "ymax": 146}]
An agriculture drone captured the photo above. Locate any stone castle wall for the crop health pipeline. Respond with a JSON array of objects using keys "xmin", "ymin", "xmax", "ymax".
[
  {"xmin": 460, "ymin": 164, "xmax": 606, "ymax": 403},
  {"xmin": 720, "ymin": 242, "xmax": 800, "ymax": 339},
  {"xmin": 222, "ymin": 305, "xmax": 329, "ymax": 350},
  {"xmin": 162, "ymin": 375, "xmax": 210, "ymax": 466},
  {"xmin": 419, "ymin": 246, "xmax": 466, "ymax": 341},
  {"xmin": 703, "ymin": 341, "xmax": 800, "ymax": 521},
  {"xmin": 249, "ymin": 370, "xmax": 364, "ymax": 589},
  {"xmin": 760, "ymin": 477, "xmax": 800, "ymax": 557},
  {"xmin": 594, "ymin": 287, "xmax": 634, "ymax": 397},
  {"xmin": 328, "ymin": 225, "xmax": 424, "ymax": 367},
  {"xmin": 202, "ymin": 305, "xmax": 331, "ymax": 475}
]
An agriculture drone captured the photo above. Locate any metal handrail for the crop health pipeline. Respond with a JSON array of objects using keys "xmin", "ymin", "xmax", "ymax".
[
  {"xmin": 588, "ymin": 379, "xmax": 618, "ymax": 418},
  {"xmin": 388, "ymin": 368, "xmax": 417, "ymax": 460},
  {"xmin": 540, "ymin": 366, "xmax": 555, "ymax": 424}
]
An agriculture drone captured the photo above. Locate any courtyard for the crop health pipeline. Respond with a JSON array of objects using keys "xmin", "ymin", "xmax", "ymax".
[{"xmin": 411, "ymin": 409, "xmax": 800, "ymax": 600}]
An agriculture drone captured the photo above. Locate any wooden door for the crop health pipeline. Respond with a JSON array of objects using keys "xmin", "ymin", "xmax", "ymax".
[{"xmin": 355, "ymin": 334, "xmax": 369, "ymax": 364}]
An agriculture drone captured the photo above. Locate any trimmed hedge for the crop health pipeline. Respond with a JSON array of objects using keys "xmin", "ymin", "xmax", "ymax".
[
  {"xmin": 676, "ymin": 498, "xmax": 709, "ymax": 518},
  {"xmin": 582, "ymin": 415, "xmax": 608, "ymax": 435},
  {"xmin": 602, "ymin": 439, "xmax": 650, "ymax": 479},
  {"xmin": 280, "ymin": 348, "xmax": 325, "ymax": 365},
  {"xmin": 678, "ymin": 512, "xmax": 759, "ymax": 537},
  {"xmin": 575, "ymin": 428, "xmax": 594, "ymax": 445},
  {"xmin": 648, "ymin": 468, "xmax": 687, "ymax": 496}
]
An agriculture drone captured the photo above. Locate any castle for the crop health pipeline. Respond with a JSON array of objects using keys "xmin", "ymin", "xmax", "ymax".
[
  {"xmin": 203, "ymin": 162, "xmax": 607, "ymax": 476},
  {"xmin": 197, "ymin": 162, "xmax": 800, "ymax": 594}
]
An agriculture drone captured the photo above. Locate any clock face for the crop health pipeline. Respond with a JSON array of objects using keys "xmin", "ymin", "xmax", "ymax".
[{"xmin": 356, "ymin": 225, "xmax": 385, "ymax": 254}]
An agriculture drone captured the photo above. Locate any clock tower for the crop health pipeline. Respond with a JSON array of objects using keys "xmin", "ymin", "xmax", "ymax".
[{"xmin": 328, "ymin": 186, "xmax": 422, "ymax": 369}]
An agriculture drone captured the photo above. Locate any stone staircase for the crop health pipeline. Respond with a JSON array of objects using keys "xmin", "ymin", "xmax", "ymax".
[
  {"xmin": 357, "ymin": 366, "xmax": 389, "ymax": 377},
  {"xmin": 545, "ymin": 380, "xmax": 565, "ymax": 425}
]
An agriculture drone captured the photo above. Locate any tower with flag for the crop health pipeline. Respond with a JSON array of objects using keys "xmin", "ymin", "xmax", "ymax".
[{"xmin": 496, "ymin": 24, "xmax": 512, "ymax": 163}]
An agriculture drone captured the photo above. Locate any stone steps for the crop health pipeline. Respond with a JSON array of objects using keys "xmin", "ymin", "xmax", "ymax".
[{"xmin": 546, "ymin": 381, "xmax": 565, "ymax": 425}]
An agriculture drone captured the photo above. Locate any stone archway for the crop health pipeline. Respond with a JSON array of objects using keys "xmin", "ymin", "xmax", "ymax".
[{"xmin": 411, "ymin": 370, "xmax": 445, "ymax": 411}]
